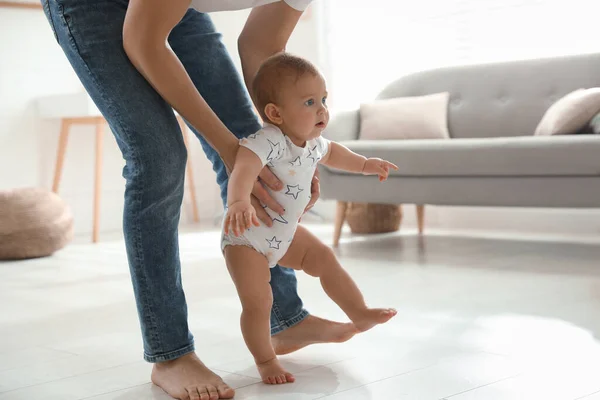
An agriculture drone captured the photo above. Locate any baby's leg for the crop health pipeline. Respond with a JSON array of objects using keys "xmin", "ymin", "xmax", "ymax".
[
  {"xmin": 224, "ymin": 245, "xmax": 295, "ymax": 385},
  {"xmin": 279, "ymin": 226, "xmax": 396, "ymax": 332}
]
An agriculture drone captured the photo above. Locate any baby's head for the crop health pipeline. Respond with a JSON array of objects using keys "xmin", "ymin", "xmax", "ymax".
[{"xmin": 252, "ymin": 53, "xmax": 329, "ymax": 144}]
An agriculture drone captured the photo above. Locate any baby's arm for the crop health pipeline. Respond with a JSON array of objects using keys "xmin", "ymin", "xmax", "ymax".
[
  {"xmin": 225, "ymin": 148, "xmax": 264, "ymax": 236},
  {"xmin": 320, "ymin": 141, "xmax": 398, "ymax": 181}
]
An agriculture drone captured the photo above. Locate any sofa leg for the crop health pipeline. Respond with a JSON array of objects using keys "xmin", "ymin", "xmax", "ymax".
[
  {"xmin": 333, "ymin": 201, "xmax": 348, "ymax": 247},
  {"xmin": 416, "ymin": 204, "xmax": 425, "ymax": 235}
]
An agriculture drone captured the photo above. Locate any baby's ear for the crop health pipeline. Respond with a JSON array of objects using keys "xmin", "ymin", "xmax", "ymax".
[{"xmin": 264, "ymin": 103, "xmax": 283, "ymax": 125}]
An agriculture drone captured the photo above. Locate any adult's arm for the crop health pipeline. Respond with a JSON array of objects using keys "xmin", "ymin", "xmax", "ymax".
[
  {"xmin": 238, "ymin": 2, "xmax": 321, "ymax": 217},
  {"xmin": 237, "ymin": 1, "xmax": 304, "ymax": 95},
  {"xmin": 122, "ymin": 0, "xmax": 239, "ymax": 171}
]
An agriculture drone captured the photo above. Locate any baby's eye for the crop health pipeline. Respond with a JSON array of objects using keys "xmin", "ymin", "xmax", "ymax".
[
  {"xmin": 305, "ymin": 99, "xmax": 314, "ymax": 106},
  {"xmin": 322, "ymin": 97, "xmax": 327, "ymax": 105}
]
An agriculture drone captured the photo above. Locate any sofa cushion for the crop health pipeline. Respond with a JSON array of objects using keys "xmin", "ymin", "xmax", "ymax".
[
  {"xmin": 359, "ymin": 92, "xmax": 450, "ymax": 140},
  {"xmin": 323, "ymin": 135, "xmax": 600, "ymax": 177},
  {"xmin": 535, "ymin": 88, "xmax": 600, "ymax": 136}
]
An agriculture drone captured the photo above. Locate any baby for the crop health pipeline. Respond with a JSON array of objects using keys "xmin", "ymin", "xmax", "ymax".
[{"xmin": 222, "ymin": 53, "xmax": 398, "ymax": 385}]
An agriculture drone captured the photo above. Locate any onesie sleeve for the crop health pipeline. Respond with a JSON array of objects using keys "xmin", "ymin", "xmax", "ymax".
[
  {"xmin": 283, "ymin": 0, "xmax": 313, "ymax": 11},
  {"xmin": 240, "ymin": 125, "xmax": 287, "ymax": 167},
  {"xmin": 315, "ymin": 135, "xmax": 330, "ymax": 163}
]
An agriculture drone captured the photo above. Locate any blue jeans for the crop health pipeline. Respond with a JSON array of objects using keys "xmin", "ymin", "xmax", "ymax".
[{"xmin": 41, "ymin": 0, "xmax": 308, "ymax": 363}]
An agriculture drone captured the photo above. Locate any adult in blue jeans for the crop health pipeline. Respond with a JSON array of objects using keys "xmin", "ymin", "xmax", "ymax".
[{"xmin": 41, "ymin": 0, "xmax": 356, "ymax": 399}]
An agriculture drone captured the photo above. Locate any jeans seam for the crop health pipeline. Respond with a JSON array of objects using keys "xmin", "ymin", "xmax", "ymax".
[
  {"xmin": 144, "ymin": 342, "xmax": 195, "ymax": 363},
  {"xmin": 270, "ymin": 309, "xmax": 309, "ymax": 335},
  {"xmin": 56, "ymin": 3, "xmax": 83, "ymax": 60},
  {"xmin": 41, "ymin": 0, "xmax": 59, "ymax": 43},
  {"xmin": 133, "ymin": 184, "xmax": 163, "ymax": 353},
  {"xmin": 271, "ymin": 297, "xmax": 285, "ymax": 325},
  {"xmin": 56, "ymin": 7, "xmax": 165, "ymax": 355}
]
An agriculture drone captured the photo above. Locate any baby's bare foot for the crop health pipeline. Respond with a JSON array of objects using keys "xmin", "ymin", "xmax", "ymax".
[
  {"xmin": 353, "ymin": 308, "xmax": 397, "ymax": 332},
  {"xmin": 151, "ymin": 352, "xmax": 234, "ymax": 399},
  {"xmin": 256, "ymin": 357, "xmax": 295, "ymax": 385},
  {"xmin": 272, "ymin": 315, "xmax": 357, "ymax": 355}
]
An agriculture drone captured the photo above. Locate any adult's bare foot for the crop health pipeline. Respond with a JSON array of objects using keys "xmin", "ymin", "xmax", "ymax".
[
  {"xmin": 151, "ymin": 352, "xmax": 234, "ymax": 400},
  {"xmin": 271, "ymin": 315, "xmax": 358, "ymax": 355}
]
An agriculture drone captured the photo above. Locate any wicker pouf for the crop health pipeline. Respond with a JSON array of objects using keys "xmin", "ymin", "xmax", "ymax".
[
  {"xmin": 0, "ymin": 188, "xmax": 73, "ymax": 260},
  {"xmin": 346, "ymin": 202, "xmax": 402, "ymax": 234}
]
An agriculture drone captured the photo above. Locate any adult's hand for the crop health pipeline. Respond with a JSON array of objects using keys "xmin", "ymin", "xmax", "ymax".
[
  {"xmin": 251, "ymin": 167, "xmax": 285, "ymax": 227},
  {"xmin": 306, "ymin": 168, "xmax": 320, "ymax": 212},
  {"xmin": 298, "ymin": 169, "xmax": 320, "ymax": 222}
]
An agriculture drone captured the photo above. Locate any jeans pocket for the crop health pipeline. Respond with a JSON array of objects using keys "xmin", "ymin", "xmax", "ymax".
[{"xmin": 41, "ymin": 0, "xmax": 59, "ymax": 43}]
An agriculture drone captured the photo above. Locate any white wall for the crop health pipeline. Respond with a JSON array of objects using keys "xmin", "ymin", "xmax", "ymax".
[
  {"xmin": 0, "ymin": 5, "xmax": 321, "ymax": 239},
  {"xmin": 2, "ymin": 5, "xmax": 599, "ymax": 242},
  {"xmin": 0, "ymin": 8, "xmax": 126, "ymax": 238},
  {"xmin": 1, "ymin": 8, "xmax": 81, "ymax": 188}
]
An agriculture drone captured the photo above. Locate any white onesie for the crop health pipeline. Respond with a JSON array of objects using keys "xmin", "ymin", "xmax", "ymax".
[{"xmin": 221, "ymin": 123, "xmax": 330, "ymax": 267}]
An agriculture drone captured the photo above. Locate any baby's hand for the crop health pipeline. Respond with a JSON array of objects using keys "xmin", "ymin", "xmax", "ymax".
[
  {"xmin": 225, "ymin": 200, "xmax": 260, "ymax": 237},
  {"xmin": 362, "ymin": 158, "xmax": 399, "ymax": 182}
]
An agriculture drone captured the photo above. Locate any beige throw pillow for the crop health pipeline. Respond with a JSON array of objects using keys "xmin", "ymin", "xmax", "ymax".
[
  {"xmin": 534, "ymin": 88, "xmax": 600, "ymax": 136},
  {"xmin": 359, "ymin": 92, "xmax": 450, "ymax": 140}
]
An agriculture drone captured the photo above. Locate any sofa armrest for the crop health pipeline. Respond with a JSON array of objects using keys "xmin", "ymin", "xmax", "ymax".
[{"xmin": 324, "ymin": 109, "xmax": 360, "ymax": 142}]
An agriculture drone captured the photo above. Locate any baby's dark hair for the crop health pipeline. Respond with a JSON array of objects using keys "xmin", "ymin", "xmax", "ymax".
[{"xmin": 252, "ymin": 53, "xmax": 321, "ymax": 122}]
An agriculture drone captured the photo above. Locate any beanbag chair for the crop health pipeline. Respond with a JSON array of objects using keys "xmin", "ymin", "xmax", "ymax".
[{"xmin": 0, "ymin": 188, "xmax": 73, "ymax": 260}]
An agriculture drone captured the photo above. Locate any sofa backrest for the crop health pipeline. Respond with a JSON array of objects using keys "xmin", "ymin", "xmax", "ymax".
[{"xmin": 376, "ymin": 52, "xmax": 600, "ymax": 139}]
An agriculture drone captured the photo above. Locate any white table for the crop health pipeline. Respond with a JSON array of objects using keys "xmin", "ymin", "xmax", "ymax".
[{"xmin": 37, "ymin": 92, "xmax": 199, "ymax": 243}]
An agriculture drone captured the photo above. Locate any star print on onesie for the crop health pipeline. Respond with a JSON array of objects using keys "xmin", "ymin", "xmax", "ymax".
[
  {"xmin": 285, "ymin": 184, "xmax": 304, "ymax": 200},
  {"xmin": 272, "ymin": 214, "xmax": 288, "ymax": 224},
  {"xmin": 221, "ymin": 123, "xmax": 330, "ymax": 267},
  {"xmin": 307, "ymin": 145, "xmax": 321, "ymax": 165},
  {"xmin": 266, "ymin": 236, "xmax": 282, "ymax": 250},
  {"xmin": 266, "ymin": 139, "xmax": 283, "ymax": 163}
]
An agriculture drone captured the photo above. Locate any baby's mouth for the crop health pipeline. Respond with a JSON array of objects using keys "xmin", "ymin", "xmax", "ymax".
[{"xmin": 316, "ymin": 121, "xmax": 325, "ymax": 128}]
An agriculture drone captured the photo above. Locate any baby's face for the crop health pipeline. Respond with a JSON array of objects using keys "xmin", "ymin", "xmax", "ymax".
[{"xmin": 277, "ymin": 73, "xmax": 329, "ymax": 145}]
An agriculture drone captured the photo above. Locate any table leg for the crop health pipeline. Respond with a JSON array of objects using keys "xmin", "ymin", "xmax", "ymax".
[
  {"xmin": 93, "ymin": 119, "xmax": 104, "ymax": 243},
  {"xmin": 52, "ymin": 119, "xmax": 71, "ymax": 193},
  {"xmin": 416, "ymin": 204, "xmax": 425, "ymax": 235}
]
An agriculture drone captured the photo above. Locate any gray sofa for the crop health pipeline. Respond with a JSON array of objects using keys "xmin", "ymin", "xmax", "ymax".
[{"xmin": 319, "ymin": 52, "xmax": 600, "ymax": 246}]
